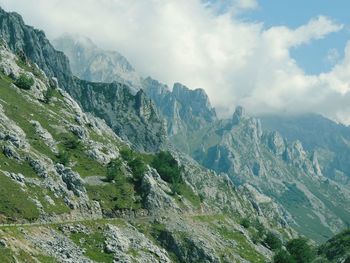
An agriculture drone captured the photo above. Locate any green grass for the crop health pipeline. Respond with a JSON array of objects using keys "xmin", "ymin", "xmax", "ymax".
[
  {"xmin": 0, "ymin": 247, "xmax": 14, "ymax": 263},
  {"xmin": 0, "ymin": 172, "xmax": 39, "ymax": 222},
  {"xmin": 0, "ymin": 150, "xmax": 37, "ymax": 178},
  {"xmin": 87, "ymin": 182, "xmax": 141, "ymax": 213},
  {"xmin": 28, "ymin": 185, "xmax": 70, "ymax": 215},
  {"xmin": 70, "ymin": 231, "xmax": 114, "ymax": 262}
]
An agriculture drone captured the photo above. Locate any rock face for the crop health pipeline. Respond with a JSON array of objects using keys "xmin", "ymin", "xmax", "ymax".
[
  {"xmin": 75, "ymin": 79, "xmax": 167, "ymax": 152},
  {"xmin": 143, "ymin": 77, "xmax": 217, "ymax": 137},
  {"xmin": 260, "ymin": 113, "xmax": 350, "ymax": 186},
  {"xmin": 53, "ymin": 34, "xmax": 142, "ymax": 93},
  {"xmin": 51, "ymin": 34, "xmax": 217, "ymax": 142},
  {"xmin": 0, "ymin": 7, "xmax": 74, "ymax": 93},
  {"xmin": 176, "ymin": 106, "xmax": 350, "ymax": 242},
  {"xmin": 0, "ymin": 8, "xmax": 166, "ymax": 152}
]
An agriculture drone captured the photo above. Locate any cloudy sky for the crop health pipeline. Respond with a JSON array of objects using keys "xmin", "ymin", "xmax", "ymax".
[{"xmin": 1, "ymin": 0, "xmax": 350, "ymax": 123}]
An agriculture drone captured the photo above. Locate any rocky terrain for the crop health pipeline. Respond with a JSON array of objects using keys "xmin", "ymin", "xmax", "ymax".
[
  {"xmin": 0, "ymin": 6, "xmax": 349, "ymax": 263},
  {"xmin": 260, "ymin": 113, "xmax": 350, "ymax": 187}
]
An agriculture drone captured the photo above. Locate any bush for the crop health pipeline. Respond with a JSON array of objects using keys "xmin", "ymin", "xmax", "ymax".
[
  {"xmin": 287, "ymin": 238, "xmax": 316, "ymax": 263},
  {"xmin": 273, "ymin": 250, "xmax": 296, "ymax": 263},
  {"xmin": 106, "ymin": 159, "xmax": 123, "ymax": 182},
  {"xmin": 264, "ymin": 232, "xmax": 282, "ymax": 250},
  {"xmin": 56, "ymin": 150, "xmax": 70, "ymax": 165},
  {"xmin": 128, "ymin": 157, "xmax": 146, "ymax": 182},
  {"xmin": 151, "ymin": 151, "xmax": 182, "ymax": 185},
  {"xmin": 63, "ymin": 137, "xmax": 81, "ymax": 150},
  {"xmin": 14, "ymin": 74, "xmax": 34, "ymax": 90},
  {"xmin": 120, "ymin": 148, "xmax": 134, "ymax": 162},
  {"xmin": 240, "ymin": 218, "xmax": 251, "ymax": 229},
  {"xmin": 43, "ymin": 86, "xmax": 55, "ymax": 104}
]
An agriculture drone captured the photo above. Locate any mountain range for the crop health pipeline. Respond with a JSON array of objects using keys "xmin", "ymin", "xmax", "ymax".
[{"xmin": 0, "ymin": 7, "xmax": 349, "ymax": 263}]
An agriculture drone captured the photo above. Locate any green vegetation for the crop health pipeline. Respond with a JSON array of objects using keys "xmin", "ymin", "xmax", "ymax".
[
  {"xmin": 70, "ymin": 231, "xmax": 114, "ymax": 263},
  {"xmin": 0, "ymin": 172, "xmax": 39, "ymax": 222},
  {"xmin": 14, "ymin": 74, "xmax": 34, "ymax": 90},
  {"xmin": 151, "ymin": 151, "xmax": 182, "ymax": 185},
  {"xmin": 273, "ymin": 249, "xmax": 296, "ymax": 263},
  {"xmin": 105, "ymin": 158, "xmax": 123, "ymax": 182},
  {"xmin": 286, "ymin": 238, "xmax": 315, "ymax": 263},
  {"xmin": 274, "ymin": 238, "xmax": 316, "ymax": 263},
  {"xmin": 318, "ymin": 229, "xmax": 350, "ymax": 262},
  {"xmin": 240, "ymin": 218, "xmax": 251, "ymax": 229},
  {"xmin": 193, "ymin": 215, "xmax": 266, "ymax": 262},
  {"xmin": 43, "ymin": 86, "xmax": 55, "ymax": 104},
  {"xmin": 0, "ymin": 247, "xmax": 14, "ymax": 263},
  {"xmin": 56, "ymin": 150, "xmax": 70, "ymax": 165},
  {"xmin": 264, "ymin": 232, "xmax": 282, "ymax": 250},
  {"xmin": 151, "ymin": 151, "xmax": 201, "ymax": 207}
]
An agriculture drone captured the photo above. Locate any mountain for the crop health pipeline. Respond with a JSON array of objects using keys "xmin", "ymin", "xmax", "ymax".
[
  {"xmin": 172, "ymin": 106, "xmax": 350, "ymax": 242},
  {"xmin": 46, "ymin": 33, "xmax": 350, "ymax": 243},
  {"xmin": 0, "ymin": 7, "xmax": 165, "ymax": 152},
  {"xmin": 143, "ymin": 77, "xmax": 217, "ymax": 138},
  {"xmin": 0, "ymin": 38, "xmax": 291, "ymax": 262},
  {"xmin": 53, "ymin": 34, "xmax": 142, "ymax": 92},
  {"xmin": 0, "ymin": 6, "xmax": 349, "ymax": 262},
  {"xmin": 53, "ymin": 35, "xmax": 218, "ymax": 140},
  {"xmin": 0, "ymin": 7, "xmax": 302, "ymax": 263},
  {"xmin": 260, "ymin": 114, "xmax": 350, "ymax": 186}
]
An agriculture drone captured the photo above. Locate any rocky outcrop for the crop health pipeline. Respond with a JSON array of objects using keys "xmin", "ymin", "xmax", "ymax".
[
  {"xmin": 75, "ymin": 79, "xmax": 167, "ymax": 152},
  {"xmin": 104, "ymin": 224, "xmax": 171, "ymax": 263},
  {"xmin": 143, "ymin": 77, "xmax": 217, "ymax": 136},
  {"xmin": 141, "ymin": 168, "xmax": 181, "ymax": 214}
]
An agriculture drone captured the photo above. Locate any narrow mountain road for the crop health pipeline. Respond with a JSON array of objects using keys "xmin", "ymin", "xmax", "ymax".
[{"xmin": 0, "ymin": 211, "xmax": 213, "ymax": 229}]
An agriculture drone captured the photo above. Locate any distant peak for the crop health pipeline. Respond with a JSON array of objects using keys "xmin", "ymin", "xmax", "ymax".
[{"xmin": 232, "ymin": 106, "xmax": 245, "ymax": 121}]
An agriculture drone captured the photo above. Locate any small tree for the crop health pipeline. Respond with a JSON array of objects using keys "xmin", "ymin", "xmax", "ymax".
[
  {"xmin": 43, "ymin": 86, "xmax": 55, "ymax": 104},
  {"xmin": 56, "ymin": 150, "xmax": 70, "ymax": 165},
  {"xmin": 15, "ymin": 74, "xmax": 34, "ymax": 90},
  {"xmin": 264, "ymin": 232, "xmax": 282, "ymax": 250},
  {"xmin": 129, "ymin": 157, "xmax": 146, "ymax": 182},
  {"xmin": 240, "ymin": 218, "xmax": 251, "ymax": 229},
  {"xmin": 273, "ymin": 250, "xmax": 296, "ymax": 263},
  {"xmin": 287, "ymin": 238, "xmax": 316, "ymax": 263},
  {"xmin": 151, "ymin": 151, "xmax": 182, "ymax": 184},
  {"xmin": 106, "ymin": 159, "xmax": 123, "ymax": 182}
]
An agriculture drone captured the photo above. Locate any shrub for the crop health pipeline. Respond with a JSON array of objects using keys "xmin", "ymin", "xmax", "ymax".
[
  {"xmin": 240, "ymin": 218, "xmax": 251, "ymax": 229},
  {"xmin": 106, "ymin": 159, "xmax": 123, "ymax": 182},
  {"xmin": 56, "ymin": 150, "xmax": 70, "ymax": 165},
  {"xmin": 63, "ymin": 137, "xmax": 81, "ymax": 150},
  {"xmin": 120, "ymin": 148, "xmax": 134, "ymax": 162},
  {"xmin": 43, "ymin": 86, "xmax": 55, "ymax": 104},
  {"xmin": 129, "ymin": 157, "xmax": 146, "ymax": 182},
  {"xmin": 286, "ymin": 238, "xmax": 316, "ymax": 263},
  {"xmin": 264, "ymin": 232, "xmax": 282, "ymax": 250},
  {"xmin": 151, "ymin": 151, "xmax": 182, "ymax": 185},
  {"xmin": 273, "ymin": 250, "xmax": 296, "ymax": 263},
  {"xmin": 14, "ymin": 74, "xmax": 34, "ymax": 90}
]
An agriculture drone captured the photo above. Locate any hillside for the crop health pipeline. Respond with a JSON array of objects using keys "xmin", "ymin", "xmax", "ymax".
[{"xmin": 0, "ymin": 18, "xmax": 294, "ymax": 263}]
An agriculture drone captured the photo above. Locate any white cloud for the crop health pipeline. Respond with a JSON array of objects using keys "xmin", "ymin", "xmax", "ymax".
[{"xmin": 0, "ymin": 0, "xmax": 349, "ymax": 124}]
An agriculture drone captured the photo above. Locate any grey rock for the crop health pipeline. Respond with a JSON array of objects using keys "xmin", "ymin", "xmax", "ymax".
[
  {"xmin": 56, "ymin": 164, "xmax": 86, "ymax": 197},
  {"xmin": 0, "ymin": 239, "xmax": 7, "ymax": 247},
  {"xmin": 143, "ymin": 77, "xmax": 217, "ymax": 137},
  {"xmin": 2, "ymin": 144, "xmax": 21, "ymax": 160}
]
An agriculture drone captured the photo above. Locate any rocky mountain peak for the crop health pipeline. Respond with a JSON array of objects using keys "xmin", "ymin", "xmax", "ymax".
[
  {"xmin": 53, "ymin": 34, "xmax": 141, "ymax": 92},
  {"xmin": 232, "ymin": 105, "xmax": 246, "ymax": 124}
]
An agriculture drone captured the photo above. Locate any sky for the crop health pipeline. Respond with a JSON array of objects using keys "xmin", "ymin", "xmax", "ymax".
[{"xmin": 1, "ymin": 0, "xmax": 350, "ymax": 124}]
